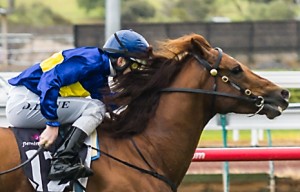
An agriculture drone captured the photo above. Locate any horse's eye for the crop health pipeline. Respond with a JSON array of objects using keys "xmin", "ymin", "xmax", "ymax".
[{"xmin": 231, "ymin": 65, "xmax": 243, "ymax": 74}]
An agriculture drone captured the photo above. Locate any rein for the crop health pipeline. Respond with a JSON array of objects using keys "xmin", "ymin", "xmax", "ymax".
[
  {"xmin": 0, "ymin": 143, "xmax": 177, "ymax": 191},
  {"xmin": 88, "ymin": 139, "xmax": 178, "ymax": 192},
  {"xmin": 161, "ymin": 47, "xmax": 265, "ymax": 112},
  {"xmin": 0, "ymin": 146, "xmax": 44, "ymax": 175},
  {"xmin": 161, "ymin": 87, "xmax": 260, "ymax": 103}
]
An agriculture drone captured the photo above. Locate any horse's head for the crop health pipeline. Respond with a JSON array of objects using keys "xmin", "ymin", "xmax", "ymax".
[
  {"xmin": 189, "ymin": 36, "xmax": 289, "ymax": 119},
  {"xmin": 104, "ymin": 33, "xmax": 290, "ymax": 137}
]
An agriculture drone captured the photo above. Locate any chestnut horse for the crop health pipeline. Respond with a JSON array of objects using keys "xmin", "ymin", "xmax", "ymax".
[{"xmin": 0, "ymin": 33, "xmax": 289, "ymax": 192}]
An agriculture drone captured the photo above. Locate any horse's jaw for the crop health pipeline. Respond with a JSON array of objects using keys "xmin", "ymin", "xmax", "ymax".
[
  {"xmin": 262, "ymin": 103, "xmax": 286, "ymax": 119},
  {"xmin": 260, "ymin": 92, "xmax": 289, "ymax": 119}
]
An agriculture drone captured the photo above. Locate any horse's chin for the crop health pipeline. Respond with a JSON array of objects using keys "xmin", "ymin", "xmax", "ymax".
[{"xmin": 262, "ymin": 104, "xmax": 283, "ymax": 119}]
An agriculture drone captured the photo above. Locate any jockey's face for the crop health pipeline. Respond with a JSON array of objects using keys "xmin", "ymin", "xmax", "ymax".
[{"xmin": 117, "ymin": 57, "xmax": 131, "ymax": 74}]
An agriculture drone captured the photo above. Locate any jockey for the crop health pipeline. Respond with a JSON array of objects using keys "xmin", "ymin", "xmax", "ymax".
[{"xmin": 5, "ymin": 29, "xmax": 150, "ymax": 182}]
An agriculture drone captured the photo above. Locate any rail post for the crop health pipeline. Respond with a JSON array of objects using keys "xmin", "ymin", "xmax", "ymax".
[{"xmin": 220, "ymin": 114, "xmax": 229, "ymax": 192}]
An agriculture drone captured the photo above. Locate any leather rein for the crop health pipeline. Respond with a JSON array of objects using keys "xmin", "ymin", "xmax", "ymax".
[
  {"xmin": 161, "ymin": 47, "xmax": 265, "ymax": 114},
  {"xmin": 89, "ymin": 138, "xmax": 178, "ymax": 192}
]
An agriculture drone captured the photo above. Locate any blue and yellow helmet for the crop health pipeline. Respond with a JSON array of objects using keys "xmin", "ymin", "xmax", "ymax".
[{"xmin": 103, "ymin": 29, "xmax": 150, "ymax": 59}]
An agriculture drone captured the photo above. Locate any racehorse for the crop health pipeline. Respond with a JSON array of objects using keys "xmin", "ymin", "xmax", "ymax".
[{"xmin": 0, "ymin": 33, "xmax": 289, "ymax": 192}]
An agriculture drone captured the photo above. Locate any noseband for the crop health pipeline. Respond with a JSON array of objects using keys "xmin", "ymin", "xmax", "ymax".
[{"xmin": 161, "ymin": 47, "xmax": 264, "ymax": 115}]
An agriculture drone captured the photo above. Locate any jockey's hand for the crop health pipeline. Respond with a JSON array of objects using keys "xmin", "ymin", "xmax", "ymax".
[{"xmin": 39, "ymin": 125, "xmax": 59, "ymax": 148}]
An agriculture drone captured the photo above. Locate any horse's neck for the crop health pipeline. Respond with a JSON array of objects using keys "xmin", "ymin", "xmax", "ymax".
[{"xmin": 142, "ymin": 93, "xmax": 213, "ymax": 185}]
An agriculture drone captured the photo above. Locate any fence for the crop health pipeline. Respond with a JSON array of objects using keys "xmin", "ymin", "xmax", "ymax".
[
  {"xmin": 0, "ymin": 33, "xmax": 73, "ymax": 66},
  {"xmin": 191, "ymin": 104, "xmax": 300, "ymax": 192},
  {"xmin": 191, "ymin": 146, "xmax": 300, "ymax": 192},
  {"xmin": 74, "ymin": 20, "xmax": 300, "ymax": 59},
  {"xmin": 193, "ymin": 147, "xmax": 300, "ymax": 162},
  {"xmin": 3, "ymin": 21, "xmax": 300, "ymax": 66}
]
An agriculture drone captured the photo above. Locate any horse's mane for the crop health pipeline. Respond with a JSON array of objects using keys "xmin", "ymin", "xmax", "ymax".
[{"xmin": 102, "ymin": 33, "xmax": 212, "ymax": 138}]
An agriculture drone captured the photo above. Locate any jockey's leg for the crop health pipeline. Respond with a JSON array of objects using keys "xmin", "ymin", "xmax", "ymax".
[
  {"xmin": 48, "ymin": 127, "xmax": 93, "ymax": 181},
  {"xmin": 48, "ymin": 97, "xmax": 105, "ymax": 181},
  {"xmin": 6, "ymin": 86, "xmax": 106, "ymax": 181}
]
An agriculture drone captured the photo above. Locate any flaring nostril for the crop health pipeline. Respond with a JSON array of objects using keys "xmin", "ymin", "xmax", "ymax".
[{"xmin": 281, "ymin": 89, "xmax": 290, "ymax": 100}]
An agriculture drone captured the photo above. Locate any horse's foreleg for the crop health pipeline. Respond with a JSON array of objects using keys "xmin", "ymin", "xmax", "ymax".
[{"xmin": 0, "ymin": 128, "xmax": 34, "ymax": 192}]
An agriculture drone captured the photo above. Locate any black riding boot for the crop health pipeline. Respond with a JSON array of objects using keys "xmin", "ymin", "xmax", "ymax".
[{"xmin": 48, "ymin": 127, "xmax": 93, "ymax": 181}]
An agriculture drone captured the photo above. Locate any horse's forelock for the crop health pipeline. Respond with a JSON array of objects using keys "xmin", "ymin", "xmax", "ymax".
[{"xmin": 155, "ymin": 33, "xmax": 212, "ymax": 58}]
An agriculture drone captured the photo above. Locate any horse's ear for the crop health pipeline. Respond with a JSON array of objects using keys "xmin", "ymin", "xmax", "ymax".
[{"xmin": 191, "ymin": 38, "xmax": 210, "ymax": 59}]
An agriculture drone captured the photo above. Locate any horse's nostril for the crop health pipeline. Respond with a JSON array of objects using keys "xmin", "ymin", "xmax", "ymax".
[{"xmin": 281, "ymin": 89, "xmax": 290, "ymax": 100}]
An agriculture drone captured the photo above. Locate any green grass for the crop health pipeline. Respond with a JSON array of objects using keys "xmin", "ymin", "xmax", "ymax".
[
  {"xmin": 201, "ymin": 129, "xmax": 300, "ymax": 142},
  {"xmin": 199, "ymin": 129, "xmax": 300, "ymax": 147},
  {"xmin": 13, "ymin": 0, "xmax": 103, "ymax": 24},
  {"xmin": 7, "ymin": 0, "xmax": 300, "ymax": 26},
  {"xmin": 182, "ymin": 173, "xmax": 270, "ymax": 184}
]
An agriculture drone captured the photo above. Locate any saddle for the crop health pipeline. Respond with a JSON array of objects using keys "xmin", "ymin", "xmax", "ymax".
[{"xmin": 11, "ymin": 126, "xmax": 100, "ymax": 192}]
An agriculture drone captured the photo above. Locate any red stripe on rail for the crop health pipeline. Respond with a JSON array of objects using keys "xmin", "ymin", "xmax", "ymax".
[{"xmin": 192, "ymin": 147, "xmax": 300, "ymax": 162}]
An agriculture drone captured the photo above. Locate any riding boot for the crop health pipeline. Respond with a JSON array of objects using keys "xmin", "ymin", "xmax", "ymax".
[{"xmin": 48, "ymin": 127, "xmax": 94, "ymax": 181}]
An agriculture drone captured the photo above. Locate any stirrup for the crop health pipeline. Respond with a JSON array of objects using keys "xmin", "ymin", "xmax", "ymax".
[
  {"xmin": 59, "ymin": 167, "xmax": 94, "ymax": 184},
  {"xmin": 49, "ymin": 163, "xmax": 93, "ymax": 182}
]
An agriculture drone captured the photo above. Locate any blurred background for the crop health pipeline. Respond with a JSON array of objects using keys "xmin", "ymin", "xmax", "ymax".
[
  {"xmin": 1, "ymin": 0, "xmax": 300, "ymax": 70},
  {"xmin": 1, "ymin": 0, "xmax": 300, "ymax": 191}
]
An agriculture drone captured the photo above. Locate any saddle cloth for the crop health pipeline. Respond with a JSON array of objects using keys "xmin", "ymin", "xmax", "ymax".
[{"xmin": 11, "ymin": 127, "xmax": 100, "ymax": 192}]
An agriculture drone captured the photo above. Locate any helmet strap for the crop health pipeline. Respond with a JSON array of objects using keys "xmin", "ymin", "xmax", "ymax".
[
  {"xmin": 110, "ymin": 56, "xmax": 145, "ymax": 77},
  {"xmin": 110, "ymin": 57, "xmax": 132, "ymax": 73}
]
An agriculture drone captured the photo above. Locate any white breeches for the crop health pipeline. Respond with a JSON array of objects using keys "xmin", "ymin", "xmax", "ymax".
[{"xmin": 6, "ymin": 86, "xmax": 106, "ymax": 135}]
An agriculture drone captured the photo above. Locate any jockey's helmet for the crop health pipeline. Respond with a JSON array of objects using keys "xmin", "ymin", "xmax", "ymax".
[{"xmin": 103, "ymin": 29, "xmax": 150, "ymax": 59}]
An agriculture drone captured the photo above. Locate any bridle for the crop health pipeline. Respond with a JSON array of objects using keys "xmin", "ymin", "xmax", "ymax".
[
  {"xmin": 99, "ymin": 48, "xmax": 267, "ymax": 192},
  {"xmin": 161, "ymin": 47, "xmax": 265, "ymax": 115}
]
